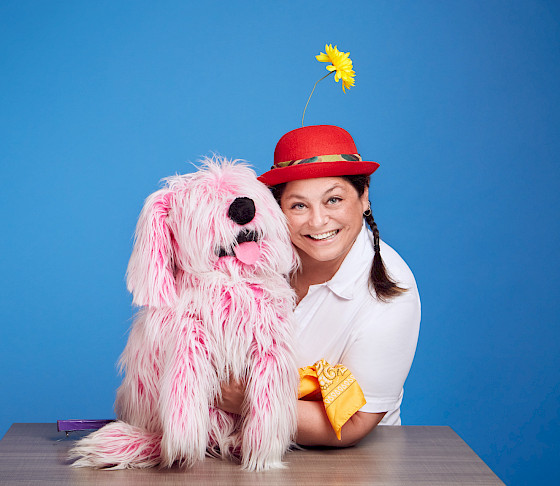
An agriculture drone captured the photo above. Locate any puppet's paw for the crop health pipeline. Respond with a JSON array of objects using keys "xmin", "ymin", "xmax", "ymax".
[
  {"xmin": 160, "ymin": 423, "xmax": 207, "ymax": 468},
  {"xmin": 241, "ymin": 446, "xmax": 287, "ymax": 471},
  {"xmin": 240, "ymin": 410, "xmax": 294, "ymax": 471},
  {"xmin": 69, "ymin": 421, "xmax": 161, "ymax": 469},
  {"xmin": 240, "ymin": 429, "xmax": 290, "ymax": 471}
]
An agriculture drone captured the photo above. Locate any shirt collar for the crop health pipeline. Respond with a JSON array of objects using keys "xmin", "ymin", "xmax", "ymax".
[{"xmin": 325, "ymin": 224, "xmax": 373, "ymax": 300}]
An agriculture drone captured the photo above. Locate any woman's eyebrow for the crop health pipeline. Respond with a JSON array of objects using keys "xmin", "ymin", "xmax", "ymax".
[
  {"xmin": 284, "ymin": 184, "xmax": 346, "ymax": 200},
  {"xmin": 282, "ymin": 192, "xmax": 307, "ymax": 201},
  {"xmin": 324, "ymin": 184, "xmax": 345, "ymax": 194}
]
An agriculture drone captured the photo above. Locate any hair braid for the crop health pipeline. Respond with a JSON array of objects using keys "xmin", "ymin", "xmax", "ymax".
[
  {"xmin": 363, "ymin": 208, "xmax": 380, "ymax": 253},
  {"xmin": 363, "ymin": 204, "xmax": 406, "ymax": 301}
]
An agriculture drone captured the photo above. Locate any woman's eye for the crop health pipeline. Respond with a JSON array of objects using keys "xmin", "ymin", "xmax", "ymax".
[
  {"xmin": 291, "ymin": 203, "xmax": 306, "ymax": 210},
  {"xmin": 327, "ymin": 197, "xmax": 342, "ymax": 205}
]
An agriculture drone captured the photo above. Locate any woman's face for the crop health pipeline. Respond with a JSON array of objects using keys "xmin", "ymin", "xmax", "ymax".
[{"xmin": 279, "ymin": 177, "xmax": 369, "ymax": 269}]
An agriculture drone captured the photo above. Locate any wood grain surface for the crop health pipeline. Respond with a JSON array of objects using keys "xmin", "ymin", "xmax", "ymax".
[{"xmin": 0, "ymin": 423, "xmax": 504, "ymax": 485}]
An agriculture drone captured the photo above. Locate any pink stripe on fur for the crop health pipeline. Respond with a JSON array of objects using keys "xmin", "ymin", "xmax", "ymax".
[
  {"xmin": 69, "ymin": 421, "xmax": 162, "ymax": 469},
  {"xmin": 127, "ymin": 189, "xmax": 177, "ymax": 307}
]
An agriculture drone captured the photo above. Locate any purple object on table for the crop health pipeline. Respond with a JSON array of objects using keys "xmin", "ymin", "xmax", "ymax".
[{"xmin": 57, "ymin": 419, "xmax": 114, "ymax": 433}]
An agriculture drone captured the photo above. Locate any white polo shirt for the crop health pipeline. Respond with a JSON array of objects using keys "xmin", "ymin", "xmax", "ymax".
[{"xmin": 293, "ymin": 224, "xmax": 421, "ymax": 425}]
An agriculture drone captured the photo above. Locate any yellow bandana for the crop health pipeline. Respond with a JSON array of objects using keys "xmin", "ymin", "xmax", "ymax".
[{"xmin": 298, "ymin": 359, "xmax": 366, "ymax": 440}]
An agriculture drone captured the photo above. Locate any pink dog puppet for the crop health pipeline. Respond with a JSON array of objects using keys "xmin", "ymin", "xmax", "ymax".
[{"xmin": 69, "ymin": 158, "xmax": 299, "ymax": 471}]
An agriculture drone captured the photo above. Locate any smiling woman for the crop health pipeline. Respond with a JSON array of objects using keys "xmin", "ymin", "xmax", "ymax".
[
  {"xmin": 218, "ymin": 125, "xmax": 421, "ymax": 447},
  {"xmin": 276, "ymin": 177, "xmax": 369, "ymax": 301}
]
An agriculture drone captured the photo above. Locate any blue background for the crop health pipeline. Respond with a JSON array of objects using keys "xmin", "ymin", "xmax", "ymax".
[{"xmin": 1, "ymin": 1, "xmax": 558, "ymax": 484}]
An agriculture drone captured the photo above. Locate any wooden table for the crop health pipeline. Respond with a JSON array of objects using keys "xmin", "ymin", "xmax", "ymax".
[{"xmin": 0, "ymin": 423, "xmax": 504, "ymax": 485}]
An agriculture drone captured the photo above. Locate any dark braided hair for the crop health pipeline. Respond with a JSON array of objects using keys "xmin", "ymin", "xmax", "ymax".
[{"xmin": 270, "ymin": 175, "xmax": 406, "ymax": 302}]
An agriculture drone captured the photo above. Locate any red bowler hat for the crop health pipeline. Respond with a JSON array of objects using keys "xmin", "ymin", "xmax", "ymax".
[{"xmin": 258, "ymin": 125, "xmax": 380, "ymax": 186}]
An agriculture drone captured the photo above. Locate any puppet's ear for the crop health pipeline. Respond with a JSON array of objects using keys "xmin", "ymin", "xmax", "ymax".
[{"xmin": 126, "ymin": 188, "xmax": 176, "ymax": 307}]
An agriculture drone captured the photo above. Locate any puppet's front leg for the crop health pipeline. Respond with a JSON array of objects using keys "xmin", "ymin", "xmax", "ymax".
[
  {"xmin": 115, "ymin": 308, "xmax": 165, "ymax": 432},
  {"xmin": 241, "ymin": 344, "xmax": 299, "ymax": 471},
  {"xmin": 159, "ymin": 318, "xmax": 216, "ymax": 467}
]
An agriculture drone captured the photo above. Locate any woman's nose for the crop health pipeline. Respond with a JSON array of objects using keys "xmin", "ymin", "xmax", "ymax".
[{"xmin": 309, "ymin": 205, "xmax": 328, "ymax": 227}]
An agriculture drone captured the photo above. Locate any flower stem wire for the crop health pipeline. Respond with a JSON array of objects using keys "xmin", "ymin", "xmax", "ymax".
[{"xmin": 302, "ymin": 71, "xmax": 334, "ymax": 127}]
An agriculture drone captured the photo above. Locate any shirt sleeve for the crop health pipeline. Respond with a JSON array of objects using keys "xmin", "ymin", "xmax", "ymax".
[{"xmin": 341, "ymin": 286, "xmax": 421, "ymax": 415}]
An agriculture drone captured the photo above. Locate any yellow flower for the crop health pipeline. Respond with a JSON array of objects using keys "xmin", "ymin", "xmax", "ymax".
[
  {"xmin": 316, "ymin": 44, "xmax": 355, "ymax": 92},
  {"xmin": 301, "ymin": 44, "xmax": 356, "ymax": 126}
]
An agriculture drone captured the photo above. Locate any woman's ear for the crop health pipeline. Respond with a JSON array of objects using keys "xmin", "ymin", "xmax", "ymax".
[{"xmin": 360, "ymin": 187, "xmax": 370, "ymax": 214}]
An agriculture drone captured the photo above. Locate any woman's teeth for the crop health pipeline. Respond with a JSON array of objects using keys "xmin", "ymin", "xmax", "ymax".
[{"xmin": 308, "ymin": 230, "xmax": 338, "ymax": 240}]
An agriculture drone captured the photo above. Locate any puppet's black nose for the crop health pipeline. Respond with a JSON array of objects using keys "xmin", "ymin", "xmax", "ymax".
[{"xmin": 228, "ymin": 197, "xmax": 255, "ymax": 225}]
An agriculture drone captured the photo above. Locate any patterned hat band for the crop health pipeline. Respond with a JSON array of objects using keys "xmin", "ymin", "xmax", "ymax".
[{"xmin": 274, "ymin": 153, "xmax": 362, "ymax": 169}]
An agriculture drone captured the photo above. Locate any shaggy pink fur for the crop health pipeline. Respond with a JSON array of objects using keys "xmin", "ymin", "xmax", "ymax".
[{"xmin": 69, "ymin": 158, "xmax": 299, "ymax": 471}]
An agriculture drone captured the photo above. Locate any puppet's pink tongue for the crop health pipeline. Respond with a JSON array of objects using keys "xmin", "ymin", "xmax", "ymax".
[{"xmin": 233, "ymin": 241, "xmax": 261, "ymax": 265}]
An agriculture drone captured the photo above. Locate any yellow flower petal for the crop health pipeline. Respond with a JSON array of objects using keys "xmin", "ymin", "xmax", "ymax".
[{"xmin": 315, "ymin": 44, "xmax": 355, "ymax": 92}]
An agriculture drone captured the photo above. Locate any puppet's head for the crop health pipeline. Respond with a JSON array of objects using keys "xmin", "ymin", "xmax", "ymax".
[{"xmin": 126, "ymin": 157, "xmax": 297, "ymax": 307}]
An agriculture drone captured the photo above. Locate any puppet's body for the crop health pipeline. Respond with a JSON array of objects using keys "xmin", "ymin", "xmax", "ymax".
[{"xmin": 70, "ymin": 159, "xmax": 298, "ymax": 471}]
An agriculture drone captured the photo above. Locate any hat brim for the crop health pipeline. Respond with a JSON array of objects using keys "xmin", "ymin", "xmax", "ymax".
[{"xmin": 257, "ymin": 161, "xmax": 380, "ymax": 186}]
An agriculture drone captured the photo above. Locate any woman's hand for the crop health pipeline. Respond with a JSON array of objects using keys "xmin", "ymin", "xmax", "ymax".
[{"xmin": 216, "ymin": 377, "xmax": 246, "ymax": 415}]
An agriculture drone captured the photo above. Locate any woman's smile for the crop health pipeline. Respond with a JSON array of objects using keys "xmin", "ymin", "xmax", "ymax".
[{"xmin": 306, "ymin": 229, "xmax": 339, "ymax": 241}]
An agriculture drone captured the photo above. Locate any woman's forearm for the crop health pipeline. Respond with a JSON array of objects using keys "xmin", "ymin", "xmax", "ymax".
[
  {"xmin": 217, "ymin": 380, "xmax": 384, "ymax": 447},
  {"xmin": 296, "ymin": 400, "xmax": 385, "ymax": 447}
]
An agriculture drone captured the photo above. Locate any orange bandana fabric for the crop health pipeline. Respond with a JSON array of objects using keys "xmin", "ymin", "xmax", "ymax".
[{"xmin": 298, "ymin": 359, "xmax": 366, "ymax": 440}]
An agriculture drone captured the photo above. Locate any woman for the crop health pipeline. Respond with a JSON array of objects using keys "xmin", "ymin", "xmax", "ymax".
[{"xmin": 219, "ymin": 125, "xmax": 420, "ymax": 447}]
